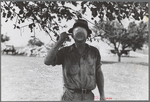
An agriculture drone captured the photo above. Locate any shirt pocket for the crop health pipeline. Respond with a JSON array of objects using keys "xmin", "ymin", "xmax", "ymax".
[
  {"xmin": 87, "ymin": 63, "xmax": 95, "ymax": 75},
  {"xmin": 86, "ymin": 57, "xmax": 95, "ymax": 75},
  {"xmin": 68, "ymin": 65, "xmax": 79, "ymax": 76}
]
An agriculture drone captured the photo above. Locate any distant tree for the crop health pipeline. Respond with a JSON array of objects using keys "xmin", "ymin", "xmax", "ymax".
[
  {"xmin": 1, "ymin": 1, "xmax": 148, "ymax": 42},
  {"xmin": 145, "ymin": 21, "xmax": 149, "ymax": 44},
  {"xmin": 28, "ymin": 37, "xmax": 44, "ymax": 47},
  {"xmin": 127, "ymin": 21, "xmax": 148, "ymax": 51},
  {"xmin": 92, "ymin": 20, "xmax": 148, "ymax": 62},
  {"xmin": 1, "ymin": 34, "xmax": 10, "ymax": 43}
]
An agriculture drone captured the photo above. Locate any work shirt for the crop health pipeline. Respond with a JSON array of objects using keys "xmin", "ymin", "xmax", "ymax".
[{"xmin": 51, "ymin": 43, "xmax": 101, "ymax": 90}]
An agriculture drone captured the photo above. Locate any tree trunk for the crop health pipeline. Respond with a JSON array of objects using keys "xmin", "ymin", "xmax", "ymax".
[
  {"xmin": 117, "ymin": 53, "xmax": 122, "ymax": 62},
  {"xmin": 114, "ymin": 47, "xmax": 122, "ymax": 62},
  {"xmin": 118, "ymin": 55, "xmax": 121, "ymax": 62}
]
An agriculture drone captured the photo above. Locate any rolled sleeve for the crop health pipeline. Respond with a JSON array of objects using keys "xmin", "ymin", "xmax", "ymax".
[
  {"xmin": 96, "ymin": 49, "xmax": 102, "ymax": 71},
  {"xmin": 51, "ymin": 48, "xmax": 65, "ymax": 66}
]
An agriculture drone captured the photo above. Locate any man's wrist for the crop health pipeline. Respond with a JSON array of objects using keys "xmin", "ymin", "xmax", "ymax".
[
  {"xmin": 100, "ymin": 95, "xmax": 105, "ymax": 97},
  {"xmin": 100, "ymin": 94, "xmax": 105, "ymax": 98},
  {"xmin": 100, "ymin": 95, "xmax": 106, "ymax": 100},
  {"xmin": 52, "ymin": 40, "xmax": 63, "ymax": 50},
  {"xmin": 57, "ymin": 39, "xmax": 65, "ymax": 44}
]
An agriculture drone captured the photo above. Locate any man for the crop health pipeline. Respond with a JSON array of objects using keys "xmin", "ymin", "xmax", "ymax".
[{"xmin": 44, "ymin": 19, "xmax": 105, "ymax": 101}]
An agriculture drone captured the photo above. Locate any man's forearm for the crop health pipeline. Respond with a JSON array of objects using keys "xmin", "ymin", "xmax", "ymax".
[
  {"xmin": 96, "ymin": 68, "xmax": 105, "ymax": 97},
  {"xmin": 44, "ymin": 40, "xmax": 63, "ymax": 65}
]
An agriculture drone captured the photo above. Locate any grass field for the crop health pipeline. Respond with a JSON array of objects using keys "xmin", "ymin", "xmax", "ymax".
[{"xmin": 1, "ymin": 54, "xmax": 149, "ymax": 101}]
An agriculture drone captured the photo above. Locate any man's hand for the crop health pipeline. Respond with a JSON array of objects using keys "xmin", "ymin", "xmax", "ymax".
[
  {"xmin": 58, "ymin": 32, "xmax": 69, "ymax": 43},
  {"xmin": 44, "ymin": 32, "xmax": 69, "ymax": 65}
]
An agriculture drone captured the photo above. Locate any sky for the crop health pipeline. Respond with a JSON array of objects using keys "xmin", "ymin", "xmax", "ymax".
[{"xmin": 1, "ymin": 2, "xmax": 148, "ymax": 47}]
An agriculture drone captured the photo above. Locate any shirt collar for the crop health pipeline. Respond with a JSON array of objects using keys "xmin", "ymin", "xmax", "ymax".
[{"xmin": 68, "ymin": 43, "xmax": 90, "ymax": 53}]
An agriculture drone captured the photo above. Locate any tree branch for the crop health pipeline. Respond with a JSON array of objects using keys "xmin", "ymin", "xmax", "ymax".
[
  {"xmin": 44, "ymin": 26, "xmax": 57, "ymax": 42},
  {"xmin": 101, "ymin": 39, "xmax": 114, "ymax": 48},
  {"xmin": 52, "ymin": 19, "xmax": 64, "ymax": 28},
  {"xmin": 4, "ymin": 2, "xmax": 24, "ymax": 19},
  {"xmin": 15, "ymin": 15, "xmax": 18, "ymax": 25},
  {"xmin": 45, "ymin": 30, "xmax": 56, "ymax": 43},
  {"xmin": 117, "ymin": 41, "xmax": 121, "ymax": 49},
  {"xmin": 63, "ymin": 5, "xmax": 111, "ymax": 34}
]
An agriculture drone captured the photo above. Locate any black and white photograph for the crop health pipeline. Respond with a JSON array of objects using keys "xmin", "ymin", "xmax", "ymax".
[{"xmin": 1, "ymin": 1, "xmax": 149, "ymax": 101}]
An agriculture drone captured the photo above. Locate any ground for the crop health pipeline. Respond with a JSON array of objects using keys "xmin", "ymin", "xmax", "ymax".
[{"xmin": 1, "ymin": 54, "xmax": 148, "ymax": 101}]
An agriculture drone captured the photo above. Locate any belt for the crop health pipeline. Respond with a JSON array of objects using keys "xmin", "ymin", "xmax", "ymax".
[{"xmin": 68, "ymin": 88, "xmax": 91, "ymax": 94}]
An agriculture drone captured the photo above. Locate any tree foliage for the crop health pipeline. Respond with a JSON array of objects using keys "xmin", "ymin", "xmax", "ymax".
[
  {"xmin": 81, "ymin": 1, "xmax": 148, "ymax": 21},
  {"xmin": 127, "ymin": 21, "xmax": 148, "ymax": 51},
  {"xmin": 1, "ymin": 1, "xmax": 79, "ymax": 41},
  {"xmin": 1, "ymin": 1, "xmax": 148, "ymax": 42},
  {"xmin": 28, "ymin": 37, "xmax": 44, "ymax": 47},
  {"xmin": 1, "ymin": 34, "xmax": 10, "ymax": 43},
  {"xmin": 92, "ymin": 20, "xmax": 148, "ymax": 62}
]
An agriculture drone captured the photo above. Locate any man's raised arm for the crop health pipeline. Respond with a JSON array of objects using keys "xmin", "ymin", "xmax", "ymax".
[{"xmin": 44, "ymin": 32, "xmax": 69, "ymax": 65}]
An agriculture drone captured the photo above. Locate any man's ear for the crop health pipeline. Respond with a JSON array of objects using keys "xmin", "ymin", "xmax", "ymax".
[
  {"xmin": 88, "ymin": 33, "xmax": 91, "ymax": 38},
  {"xmin": 71, "ymin": 33, "xmax": 74, "ymax": 38}
]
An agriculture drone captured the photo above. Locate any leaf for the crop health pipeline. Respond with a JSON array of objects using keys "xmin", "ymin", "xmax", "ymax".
[
  {"xmin": 51, "ymin": 16, "xmax": 56, "ymax": 19},
  {"xmin": 115, "ymin": 9, "xmax": 119, "ymax": 15},
  {"xmin": 19, "ymin": 10, "xmax": 24, "ymax": 14},
  {"xmin": 133, "ymin": 14, "xmax": 140, "ymax": 20},
  {"xmin": 29, "ymin": 23, "xmax": 33, "ymax": 32},
  {"xmin": 140, "ymin": 11, "xmax": 144, "ymax": 20},
  {"xmin": 146, "ymin": 14, "xmax": 148, "ymax": 18},
  {"xmin": 16, "ymin": 26, "xmax": 20, "ymax": 29},
  {"xmin": 60, "ymin": 9, "xmax": 66, "ymax": 15},
  {"xmin": 82, "ymin": 7, "xmax": 86, "ymax": 14},
  {"xmin": 117, "ymin": 16, "xmax": 122, "ymax": 23},
  {"xmin": 56, "ymin": 36, "xmax": 59, "ymax": 41},
  {"xmin": 12, "ymin": 9, "xmax": 15, "ymax": 12},
  {"xmin": 81, "ymin": 1, "xmax": 87, "ymax": 8},
  {"xmin": 7, "ymin": 11, "xmax": 12, "ymax": 18},
  {"xmin": 10, "ymin": 16, "xmax": 13, "ymax": 20},
  {"xmin": 134, "ymin": 2, "xmax": 139, "ymax": 7},
  {"xmin": 32, "ymin": 23, "xmax": 36, "ymax": 27},
  {"xmin": 61, "ymin": 1, "xmax": 65, "ymax": 5},
  {"xmin": 4, "ymin": 6, "xmax": 10, "ymax": 10},
  {"xmin": 90, "ymin": 38, "xmax": 92, "ymax": 42},
  {"xmin": 13, "ymin": 25, "xmax": 17, "ymax": 29},
  {"xmin": 5, "ymin": 19, "xmax": 8, "ymax": 22},
  {"xmin": 2, "ymin": 12, "xmax": 6, "ymax": 17},
  {"xmin": 76, "ymin": 11, "xmax": 82, "ymax": 18},
  {"xmin": 140, "ymin": 2, "xmax": 147, "ymax": 7},
  {"xmin": 45, "ymin": 29, "xmax": 49, "ymax": 34},
  {"xmin": 26, "ymin": 11, "xmax": 32, "ymax": 17},
  {"xmin": 53, "ymin": 26, "xmax": 59, "ymax": 31},
  {"xmin": 58, "ymin": 17, "xmax": 61, "ymax": 22},
  {"xmin": 18, "ymin": 20, "xmax": 20, "ymax": 24},
  {"xmin": 21, "ymin": 19, "xmax": 24, "ymax": 23},
  {"xmin": 103, "ymin": 1, "xmax": 108, "ymax": 7},
  {"xmin": 71, "ymin": 1, "xmax": 77, "ymax": 6},
  {"xmin": 63, "ymin": 25, "xmax": 67, "ymax": 28},
  {"xmin": 54, "ymin": 32, "xmax": 58, "ymax": 36},
  {"xmin": 91, "ymin": 8, "xmax": 97, "ymax": 17}
]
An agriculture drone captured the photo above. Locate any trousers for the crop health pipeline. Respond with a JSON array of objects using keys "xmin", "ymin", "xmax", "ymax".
[{"xmin": 61, "ymin": 88, "xmax": 94, "ymax": 101}]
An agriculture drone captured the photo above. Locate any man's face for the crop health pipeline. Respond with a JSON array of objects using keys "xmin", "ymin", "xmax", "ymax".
[{"xmin": 72, "ymin": 26, "xmax": 88, "ymax": 42}]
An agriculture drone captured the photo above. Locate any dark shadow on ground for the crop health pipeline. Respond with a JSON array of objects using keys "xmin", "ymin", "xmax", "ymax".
[
  {"xmin": 101, "ymin": 61, "xmax": 118, "ymax": 64},
  {"xmin": 124, "ymin": 62, "xmax": 149, "ymax": 66},
  {"xmin": 121, "ymin": 56, "xmax": 138, "ymax": 58},
  {"xmin": 101, "ymin": 61, "xmax": 148, "ymax": 66}
]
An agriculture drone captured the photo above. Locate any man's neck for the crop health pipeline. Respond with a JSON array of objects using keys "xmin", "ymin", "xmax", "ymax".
[{"xmin": 75, "ymin": 41, "xmax": 86, "ymax": 54}]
